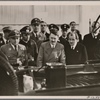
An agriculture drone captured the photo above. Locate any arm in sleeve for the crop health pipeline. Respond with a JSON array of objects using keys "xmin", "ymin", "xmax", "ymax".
[
  {"xmin": 0, "ymin": 47, "xmax": 8, "ymax": 61},
  {"xmin": 37, "ymin": 44, "xmax": 44, "ymax": 67},
  {"xmin": 59, "ymin": 46, "xmax": 66, "ymax": 64}
]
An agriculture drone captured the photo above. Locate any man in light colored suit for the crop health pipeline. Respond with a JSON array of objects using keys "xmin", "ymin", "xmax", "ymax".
[
  {"xmin": 37, "ymin": 26, "xmax": 66, "ymax": 68},
  {"xmin": 0, "ymin": 29, "xmax": 27, "ymax": 67}
]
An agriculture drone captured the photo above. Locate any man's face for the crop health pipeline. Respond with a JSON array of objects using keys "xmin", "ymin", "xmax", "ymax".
[
  {"xmin": 31, "ymin": 24, "xmax": 40, "ymax": 33},
  {"xmin": 22, "ymin": 34, "xmax": 30, "ymax": 41},
  {"xmin": 49, "ymin": 33, "xmax": 59, "ymax": 45},
  {"xmin": 68, "ymin": 34, "xmax": 78, "ymax": 46},
  {"xmin": 70, "ymin": 22, "xmax": 76, "ymax": 30},
  {"xmin": 4, "ymin": 32, "xmax": 9, "ymax": 40},
  {"xmin": 62, "ymin": 30, "xmax": 68, "ymax": 37},
  {"xmin": 41, "ymin": 22, "xmax": 47, "ymax": 32},
  {"xmin": 9, "ymin": 36, "xmax": 20, "ymax": 45}
]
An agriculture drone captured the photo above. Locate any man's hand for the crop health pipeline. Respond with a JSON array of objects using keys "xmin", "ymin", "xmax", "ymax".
[{"xmin": 17, "ymin": 58, "xmax": 22, "ymax": 66}]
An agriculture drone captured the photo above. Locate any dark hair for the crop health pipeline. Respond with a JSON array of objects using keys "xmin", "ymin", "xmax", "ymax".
[
  {"xmin": 41, "ymin": 21, "xmax": 47, "ymax": 24},
  {"xmin": 69, "ymin": 21, "xmax": 76, "ymax": 26},
  {"xmin": 67, "ymin": 31, "xmax": 79, "ymax": 40}
]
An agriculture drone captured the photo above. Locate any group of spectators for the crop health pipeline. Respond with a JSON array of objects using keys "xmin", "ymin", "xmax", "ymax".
[{"xmin": 0, "ymin": 18, "xmax": 100, "ymax": 69}]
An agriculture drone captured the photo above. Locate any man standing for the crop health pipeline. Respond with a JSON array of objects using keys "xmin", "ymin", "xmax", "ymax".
[
  {"xmin": 59, "ymin": 24, "xmax": 70, "ymax": 50},
  {"xmin": 2, "ymin": 26, "xmax": 12, "ymax": 44},
  {"xmin": 65, "ymin": 31, "xmax": 88, "ymax": 65},
  {"xmin": 30, "ymin": 18, "xmax": 41, "ymax": 49},
  {"xmin": 0, "ymin": 33, "xmax": 5, "ymax": 47},
  {"xmin": 20, "ymin": 26, "xmax": 38, "ymax": 66},
  {"xmin": 69, "ymin": 21, "xmax": 82, "ymax": 43},
  {"xmin": 37, "ymin": 28, "xmax": 66, "ymax": 68},
  {"xmin": 83, "ymin": 21, "xmax": 99, "ymax": 60},
  {"xmin": 38, "ymin": 21, "xmax": 50, "ymax": 41},
  {"xmin": 0, "ymin": 29, "xmax": 27, "ymax": 67}
]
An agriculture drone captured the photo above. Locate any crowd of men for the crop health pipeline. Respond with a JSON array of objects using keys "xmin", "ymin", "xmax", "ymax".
[{"xmin": 0, "ymin": 18, "xmax": 100, "ymax": 69}]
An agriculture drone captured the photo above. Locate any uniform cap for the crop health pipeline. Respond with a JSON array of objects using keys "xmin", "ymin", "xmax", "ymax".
[
  {"xmin": 49, "ymin": 24, "xmax": 59, "ymax": 31},
  {"xmin": 2, "ymin": 26, "xmax": 12, "ymax": 33},
  {"xmin": 61, "ymin": 24, "xmax": 70, "ymax": 31},
  {"xmin": 31, "ymin": 18, "xmax": 41, "ymax": 25},
  {"xmin": 8, "ymin": 29, "xmax": 20, "ymax": 38}
]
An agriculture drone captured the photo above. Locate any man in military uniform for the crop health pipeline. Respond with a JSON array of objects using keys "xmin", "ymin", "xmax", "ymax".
[
  {"xmin": 37, "ymin": 28, "xmax": 66, "ymax": 68},
  {"xmin": 59, "ymin": 24, "xmax": 70, "ymax": 51},
  {"xmin": 30, "ymin": 18, "xmax": 42, "ymax": 49},
  {"xmin": 49, "ymin": 23, "xmax": 59, "ymax": 33},
  {"xmin": 0, "ymin": 29, "xmax": 27, "ymax": 67},
  {"xmin": 20, "ymin": 26, "xmax": 38, "ymax": 66},
  {"xmin": 38, "ymin": 21, "xmax": 50, "ymax": 41},
  {"xmin": 69, "ymin": 21, "xmax": 82, "ymax": 43},
  {"xmin": 2, "ymin": 26, "xmax": 12, "ymax": 44},
  {"xmin": 65, "ymin": 31, "xmax": 88, "ymax": 65},
  {"xmin": 0, "ymin": 33, "xmax": 5, "ymax": 47}
]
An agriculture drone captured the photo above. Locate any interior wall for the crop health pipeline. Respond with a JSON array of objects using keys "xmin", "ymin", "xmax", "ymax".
[
  {"xmin": 0, "ymin": 5, "xmax": 33, "ymax": 31},
  {"xmin": 0, "ymin": 5, "xmax": 100, "ymax": 38},
  {"xmin": 34, "ymin": 5, "xmax": 80, "ymax": 24}
]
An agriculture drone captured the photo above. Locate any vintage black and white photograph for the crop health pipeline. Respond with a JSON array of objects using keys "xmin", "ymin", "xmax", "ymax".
[{"xmin": 0, "ymin": 1, "xmax": 100, "ymax": 98}]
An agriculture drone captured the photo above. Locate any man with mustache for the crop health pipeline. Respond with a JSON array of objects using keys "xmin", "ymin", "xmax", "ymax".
[{"xmin": 37, "ymin": 24, "xmax": 66, "ymax": 68}]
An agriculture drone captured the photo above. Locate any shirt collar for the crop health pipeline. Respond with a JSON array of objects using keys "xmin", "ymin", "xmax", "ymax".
[
  {"xmin": 71, "ymin": 42, "xmax": 77, "ymax": 49},
  {"xmin": 32, "ymin": 32, "xmax": 39, "ymax": 37},
  {"xmin": 10, "ymin": 43, "xmax": 18, "ymax": 50},
  {"xmin": 92, "ymin": 32, "xmax": 98, "ymax": 38},
  {"xmin": 50, "ymin": 43, "xmax": 56, "ymax": 48},
  {"xmin": 40, "ymin": 31, "xmax": 46, "ymax": 35},
  {"xmin": 62, "ymin": 36, "xmax": 67, "ymax": 39}
]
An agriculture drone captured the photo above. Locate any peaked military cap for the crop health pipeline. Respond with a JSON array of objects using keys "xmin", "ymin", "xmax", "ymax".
[
  {"xmin": 61, "ymin": 24, "xmax": 70, "ymax": 31},
  {"xmin": 31, "ymin": 18, "xmax": 41, "ymax": 25},
  {"xmin": 20, "ymin": 26, "xmax": 31, "ymax": 32},
  {"xmin": 2, "ymin": 26, "xmax": 12, "ymax": 33},
  {"xmin": 49, "ymin": 24, "xmax": 59, "ymax": 31},
  {"xmin": 8, "ymin": 29, "xmax": 20, "ymax": 38}
]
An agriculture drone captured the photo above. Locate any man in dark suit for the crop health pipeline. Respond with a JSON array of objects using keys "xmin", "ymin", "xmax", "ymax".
[
  {"xmin": 37, "ymin": 28, "xmax": 66, "ymax": 67},
  {"xmin": 69, "ymin": 21, "xmax": 82, "ymax": 43},
  {"xmin": 65, "ymin": 31, "xmax": 88, "ymax": 65},
  {"xmin": 20, "ymin": 26, "xmax": 38, "ymax": 66},
  {"xmin": 83, "ymin": 21, "xmax": 99, "ymax": 60}
]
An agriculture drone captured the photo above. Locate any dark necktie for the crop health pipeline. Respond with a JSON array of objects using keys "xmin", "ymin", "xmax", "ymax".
[
  {"xmin": 14, "ymin": 45, "xmax": 18, "ymax": 55},
  {"xmin": 36, "ymin": 34, "xmax": 38, "ymax": 40}
]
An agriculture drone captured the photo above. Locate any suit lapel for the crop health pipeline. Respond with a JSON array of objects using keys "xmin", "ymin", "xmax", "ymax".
[
  {"xmin": 47, "ymin": 43, "xmax": 59, "ymax": 61},
  {"xmin": 45, "ymin": 42, "xmax": 53, "ymax": 56}
]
